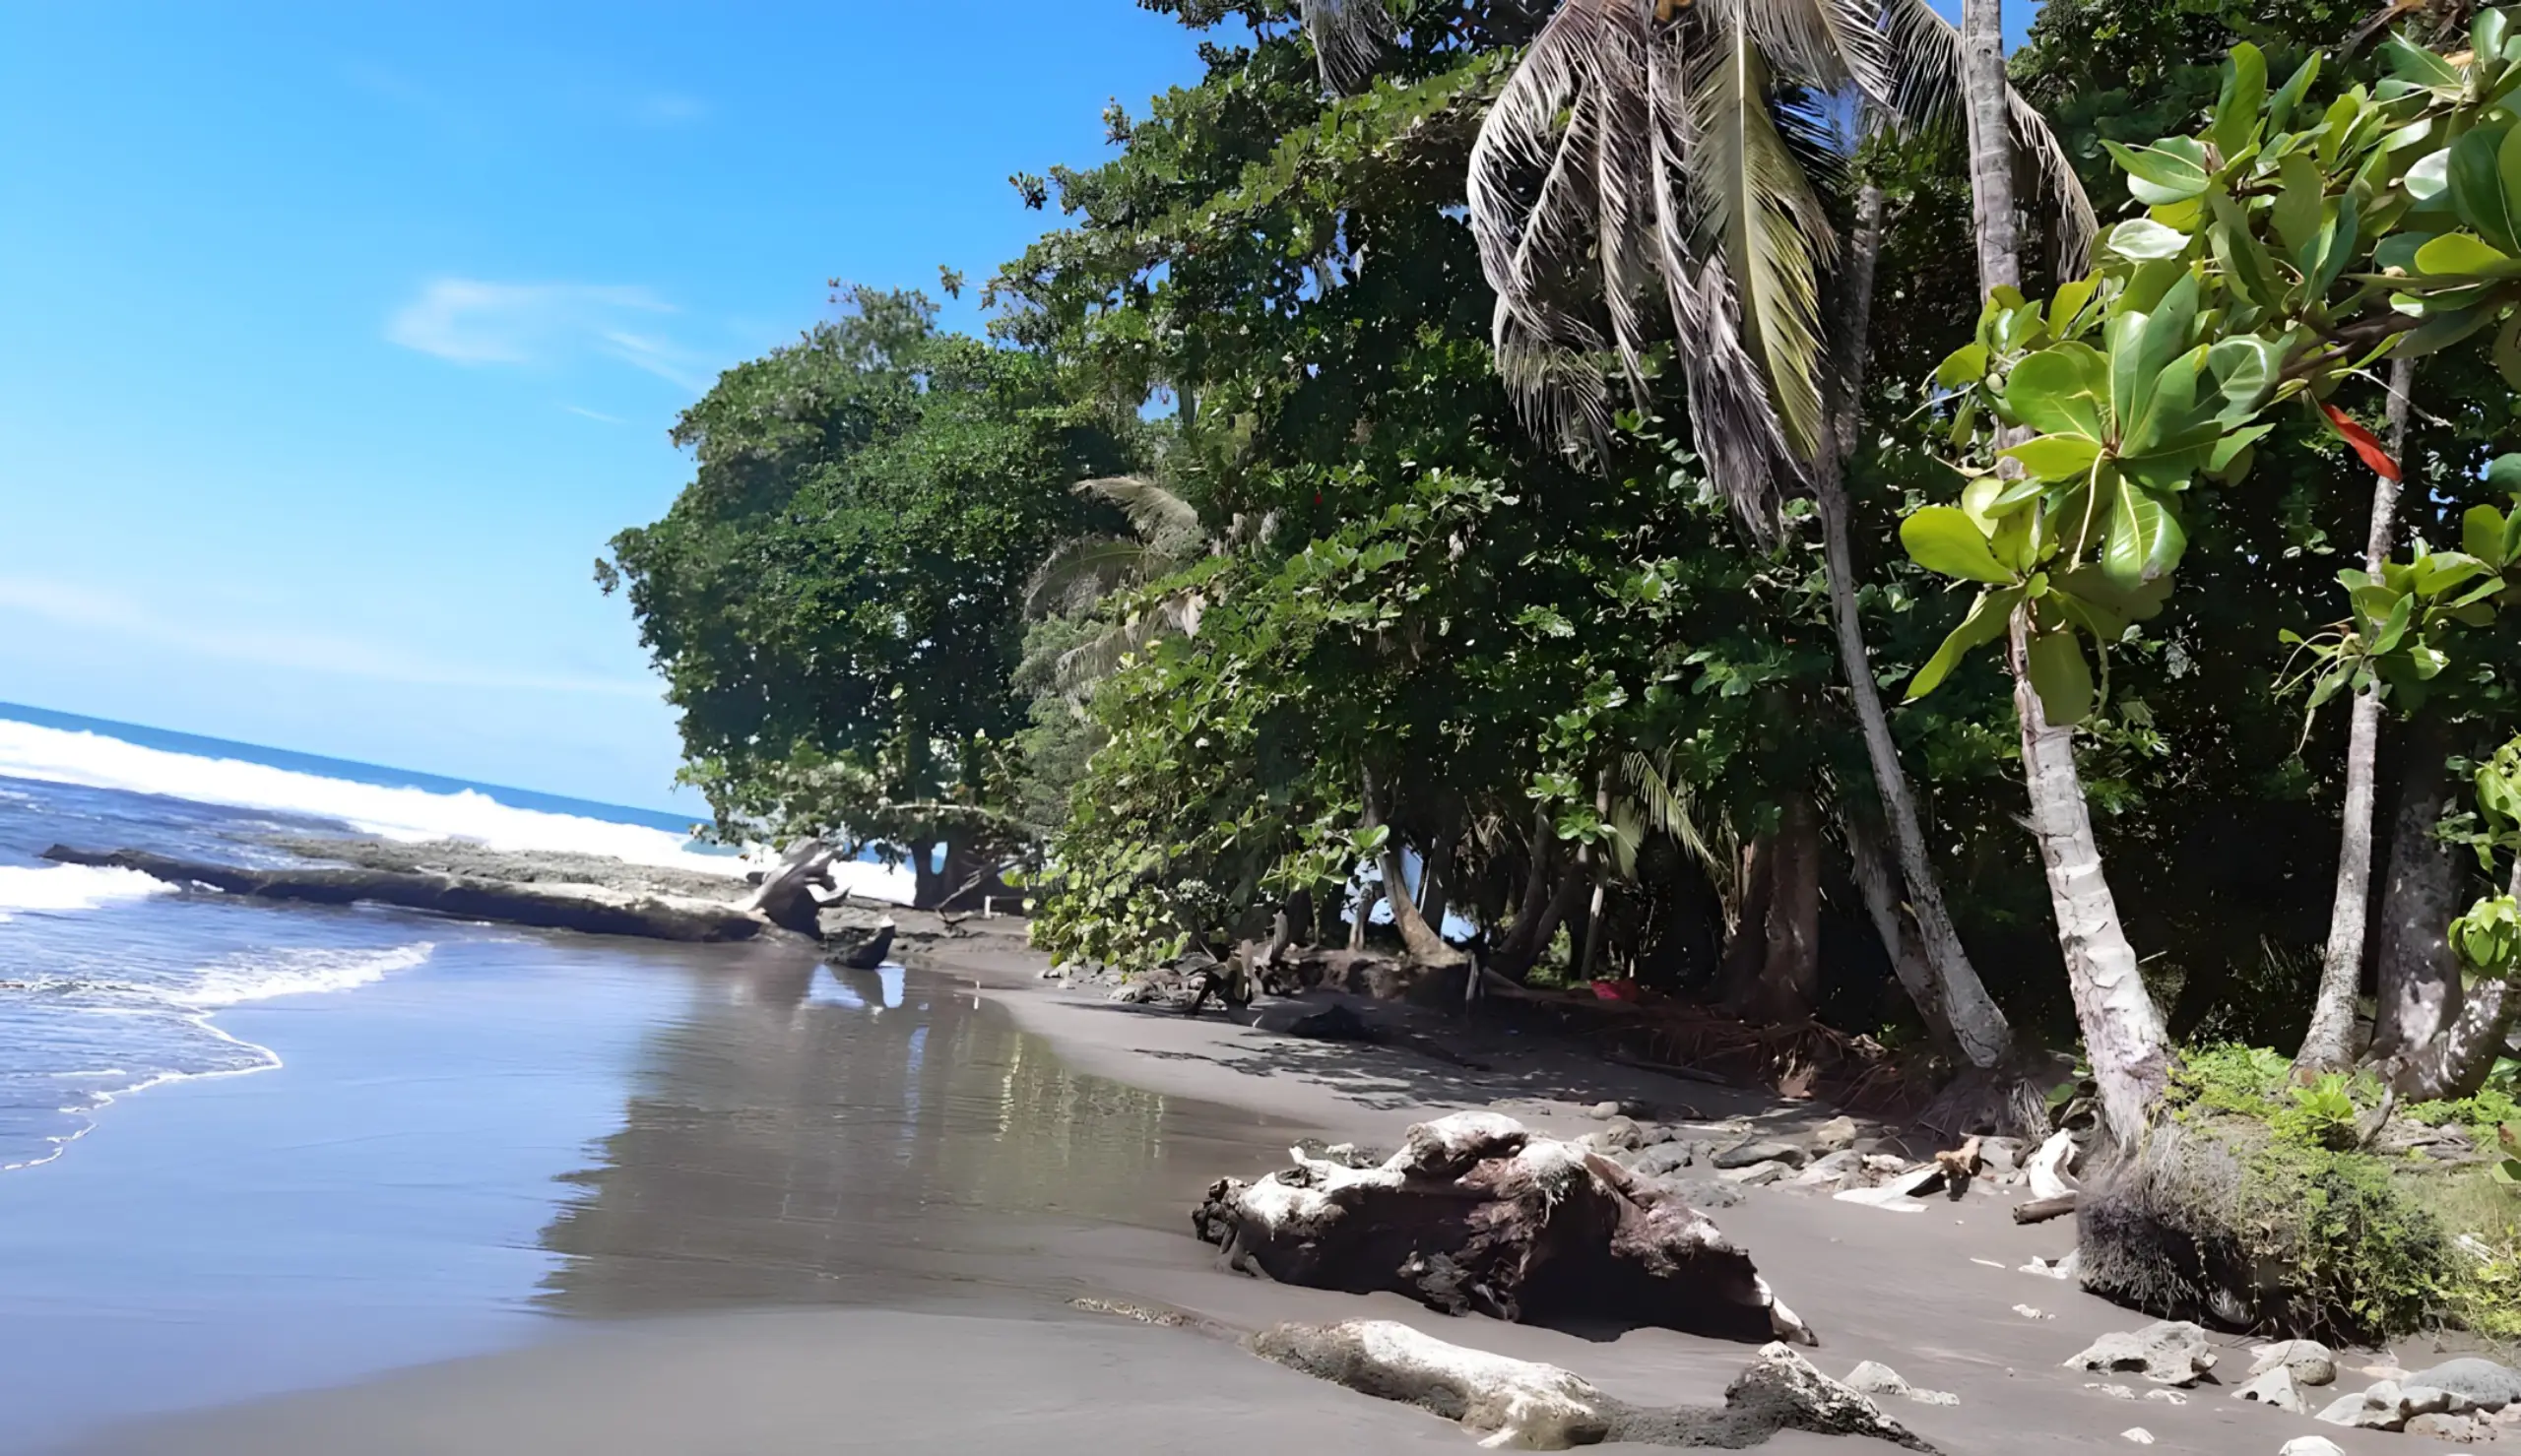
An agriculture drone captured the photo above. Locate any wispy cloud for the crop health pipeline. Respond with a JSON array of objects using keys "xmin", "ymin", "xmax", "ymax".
[
  {"xmin": 0, "ymin": 576, "xmax": 657, "ymax": 700},
  {"xmin": 633, "ymin": 92, "xmax": 707, "ymax": 126},
  {"xmin": 387, "ymin": 280, "xmax": 713, "ymax": 389},
  {"xmin": 563, "ymin": 405, "xmax": 626, "ymax": 424}
]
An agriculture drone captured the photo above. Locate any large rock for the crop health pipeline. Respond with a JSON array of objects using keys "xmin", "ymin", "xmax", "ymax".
[
  {"xmin": 1196, "ymin": 1111, "xmax": 1814, "ymax": 1345},
  {"xmin": 2403, "ymin": 1359, "xmax": 2521, "ymax": 1412},
  {"xmin": 1714, "ymin": 1139, "xmax": 1810, "ymax": 1171},
  {"xmin": 2062, "ymin": 1322, "xmax": 2220, "ymax": 1387},
  {"xmin": 2233, "ymin": 1365, "xmax": 2310, "ymax": 1414},
  {"xmin": 1251, "ymin": 1321, "xmax": 1935, "ymax": 1452},
  {"xmin": 2249, "ymin": 1340, "xmax": 2338, "ymax": 1387}
]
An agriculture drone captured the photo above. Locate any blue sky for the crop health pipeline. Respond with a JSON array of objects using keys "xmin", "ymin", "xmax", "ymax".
[
  {"xmin": 1, "ymin": 3, "xmax": 2031, "ymax": 814},
  {"xmin": 0, "ymin": 3, "xmax": 1211, "ymax": 811}
]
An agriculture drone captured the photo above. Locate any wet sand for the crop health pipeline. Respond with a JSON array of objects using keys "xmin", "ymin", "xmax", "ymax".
[{"xmin": 27, "ymin": 916, "xmax": 2435, "ymax": 1455}]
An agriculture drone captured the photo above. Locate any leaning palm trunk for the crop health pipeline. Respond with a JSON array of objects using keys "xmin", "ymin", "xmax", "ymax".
[
  {"xmin": 2298, "ymin": 356, "xmax": 2417, "ymax": 1073},
  {"xmin": 2395, "ymin": 862, "xmax": 2521, "ymax": 1100},
  {"xmin": 1820, "ymin": 177, "xmax": 2015, "ymax": 1068},
  {"xmin": 1959, "ymin": 0, "xmax": 2169, "ymax": 1146}
]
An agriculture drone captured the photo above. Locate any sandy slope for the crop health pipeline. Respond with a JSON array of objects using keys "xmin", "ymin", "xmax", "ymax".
[{"xmin": 65, "ymin": 916, "xmax": 2433, "ymax": 1455}]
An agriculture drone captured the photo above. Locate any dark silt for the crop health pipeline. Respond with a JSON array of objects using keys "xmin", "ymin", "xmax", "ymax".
[{"xmin": 0, "ymin": 928, "xmax": 1295, "ymax": 1453}]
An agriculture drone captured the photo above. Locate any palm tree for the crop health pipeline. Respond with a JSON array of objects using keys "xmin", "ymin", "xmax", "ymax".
[
  {"xmin": 1950, "ymin": 0, "xmax": 2170, "ymax": 1144},
  {"xmin": 1303, "ymin": 0, "xmax": 2091, "ymax": 1089},
  {"xmin": 1022, "ymin": 474, "xmax": 1221, "ymax": 693}
]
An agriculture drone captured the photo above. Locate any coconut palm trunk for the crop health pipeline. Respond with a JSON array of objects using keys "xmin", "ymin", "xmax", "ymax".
[
  {"xmin": 1959, "ymin": 0, "xmax": 2169, "ymax": 1145},
  {"xmin": 2298, "ymin": 356, "xmax": 2417, "ymax": 1073},
  {"xmin": 1820, "ymin": 177, "xmax": 2016, "ymax": 1068}
]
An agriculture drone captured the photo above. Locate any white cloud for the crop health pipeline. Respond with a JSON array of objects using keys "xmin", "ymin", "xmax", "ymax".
[
  {"xmin": 387, "ymin": 280, "xmax": 708, "ymax": 387},
  {"xmin": 563, "ymin": 404, "xmax": 626, "ymax": 424},
  {"xmin": 0, "ymin": 575, "xmax": 657, "ymax": 700}
]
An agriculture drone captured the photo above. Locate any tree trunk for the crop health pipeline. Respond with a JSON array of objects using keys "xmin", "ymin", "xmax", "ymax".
[
  {"xmin": 2299, "ymin": 355, "xmax": 2417, "ymax": 1073},
  {"xmin": 1495, "ymin": 808, "xmax": 1557, "ymax": 968},
  {"xmin": 1419, "ymin": 829, "xmax": 1456, "ymax": 943},
  {"xmin": 1743, "ymin": 793, "xmax": 1822, "ymax": 1024},
  {"xmin": 1575, "ymin": 770, "xmax": 1614, "ymax": 981},
  {"xmin": 1722, "ymin": 836, "xmax": 1778, "ymax": 1006},
  {"xmin": 1497, "ymin": 860, "xmax": 1591, "ymax": 982},
  {"xmin": 1350, "ymin": 883, "xmax": 1383, "ymax": 951},
  {"xmin": 911, "ymin": 841, "xmax": 946, "ymax": 910},
  {"xmin": 1959, "ymin": 0, "xmax": 2167, "ymax": 1146},
  {"xmin": 1362, "ymin": 765, "xmax": 1456, "ymax": 963},
  {"xmin": 1816, "ymin": 177, "xmax": 2014, "ymax": 1070},
  {"xmin": 2395, "ymin": 859, "xmax": 2521, "ymax": 1100},
  {"xmin": 1842, "ymin": 806, "xmax": 1958, "ymax": 1052},
  {"xmin": 1960, "ymin": 0, "xmax": 2022, "ymax": 297},
  {"xmin": 2011, "ymin": 617, "xmax": 2173, "ymax": 1147},
  {"xmin": 2370, "ymin": 712, "xmax": 2465, "ymax": 1064}
]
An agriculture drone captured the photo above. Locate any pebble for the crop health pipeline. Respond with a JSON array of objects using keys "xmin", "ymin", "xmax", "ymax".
[
  {"xmin": 2088, "ymin": 1383, "xmax": 2138, "ymax": 1400},
  {"xmin": 1812, "ymin": 1115, "xmax": 1858, "ymax": 1151},
  {"xmin": 2120, "ymin": 1427, "xmax": 2154, "ymax": 1444},
  {"xmin": 2144, "ymin": 1391, "xmax": 2185, "ymax": 1406},
  {"xmin": 1588, "ymin": 1101, "xmax": 1622, "ymax": 1119},
  {"xmin": 2278, "ymin": 1440, "xmax": 2347, "ymax": 1456},
  {"xmin": 2013, "ymin": 1304, "xmax": 2053, "ymax": 1320}
]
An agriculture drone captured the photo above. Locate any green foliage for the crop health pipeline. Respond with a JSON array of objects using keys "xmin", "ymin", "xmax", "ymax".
[
  {"xmin": 2274, "ymin": 1071, "xmax": 2364, "ymax": 1148},
  {"xmin": 602, "ymin": 286, "xmax": 1135, "ymax": 867},
  {"xmin": 2238, "ymin": 1134, "xmax": 2455, "ymax": 1340},
  {"xmin": 2165, "ymin": 1042, "xmax": 2296, "ymax": 1118}
]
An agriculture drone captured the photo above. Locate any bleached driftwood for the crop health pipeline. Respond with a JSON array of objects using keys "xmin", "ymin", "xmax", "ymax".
[
  {"xmin": 1251, "ymin": 1320, "xmax": 1937, "ymax": 1451},
  {"xmin": 43, "ymin": 845, "xmax": 786, "ymax": 944}
]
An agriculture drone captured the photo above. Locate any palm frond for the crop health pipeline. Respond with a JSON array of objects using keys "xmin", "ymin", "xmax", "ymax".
[
  {"xmin": 1621, "ymin": 749, "xmax": 1724, "ymax": 877},
  {"xmin": 1024, "ymin": 536, "xmax": 1169, "ymax": 617},
  {"xmin": 1072, "ymin": 475, "xmax": 1205, "ymax": 555},
  {"xmin": 1301, "ymin": 0, "xmax": 1398, "ymax": 95},
  {"xmin": 1719, "ymin": 0, "xmax": 1893, "ymax": 105},
  {"xmin": 1052, "ymin": 610, "xmax": 1171, "ymax": 695},
  {"xmin": 1880, "ymin": 0, "xmax": 2097, "ymax": 270},
  {"xmin": 1688, "ymin": 21, "xmax": 1837, "ymax": 471}
]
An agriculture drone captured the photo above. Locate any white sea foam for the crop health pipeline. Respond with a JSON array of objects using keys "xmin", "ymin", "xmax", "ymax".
[
  {"xmin": 0, "ymin": 863, "xmax": 174, "ymax": 920},
  {"xmin": 0, "ymin": 718, "xmax": 917, "ymax": 903},
  {"xmin": 0, "ymin": 719, "xmax": 737, "ymax": 874},
  {"xmin": 170, "ymin": 943, "xmax": 437, "ymax": 1009}
]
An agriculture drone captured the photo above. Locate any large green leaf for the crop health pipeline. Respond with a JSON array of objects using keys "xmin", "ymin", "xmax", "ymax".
[
  {"xmin": 2056, "ymin": 564, "xmax": 2174, "ymax": 623},
  {"xmin": 2383, "ymin": 33, "xmax": 2468, "ymax": 91},
  {"xmin": 2103, "ymin": 476, "xmax": 2188, "ymax": 586},
  {"xmin": 2449, "ymin": 124, "xmax": 2521, "ymax": 253},
  {"xmin": 2004, "ymin": 434, "xmax": 2105, "ymax": 481},
  {"xmin": 2414, "ymin": 231, "xmax": 2521, "ymax": 277},
  {"xmin": 2106, "ymin": 136, "xmax": 2212, "ymax": 204},
  {"xmin": 2465, "ymin": 504, "xmax": 2513, "ymax": 568},
  {"xmin": 2308, "ymin": 190, "xmax": 2360, "ymax": 298},
  {"xmin": 2121, "ymin": 345, "xmax": 2207, "ymax": 459},
  {"xmin": 2109, "ymin": 218, "xmax": 2193, "ymax": 261},
  {"xmin": 1902, "ymin": 506, "xmax": 2016, "ymax": 584},
  {"xmin": 2212, "ymin": 43, "xmax": 2268, "ymax": 158},
  {"xmin": 2206, "ymin": 336, "xmax": 2281, "ymax": 425},
  {"xmin": 2027, "ymin": 628, "xmax": 2097, "ymax": 726},
  {"xmin": 1906, "ymin": 587, "xmax": 2024, "ymax": 701},
  {"xmin": 2005, "ymin": 343, "xmax": 2111, "ymax": 439}
]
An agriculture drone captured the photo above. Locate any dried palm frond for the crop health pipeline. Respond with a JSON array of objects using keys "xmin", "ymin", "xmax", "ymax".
[
  {"xmin": 1304, "ymin": 0, "xmax": 1400, "ymax": 95},
  {"xmin": 1071, "ymin": 475, "xmax": 1205, "ymax": 556},
  {"xmin": 1464, "ymin": 0, "xmax": 2096, "ymax": 539},
  {"xmin": 1024, "ymin": 536, "xmax": 1175, "ymax": 617}
]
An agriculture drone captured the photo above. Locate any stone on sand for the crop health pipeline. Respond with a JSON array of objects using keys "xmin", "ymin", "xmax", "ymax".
[
  {"xmin": 1717, "ymin": 1161, "xmax": 1791, "ymax": 1186},
  {"xmin": 2279, "ymin": 1439, "xmax": 2347, "ymax": 1456},
  {"xmin": 2248, "ymin": 1340, "xmax": 2337, "ymax": 1387},
  {"xmin": 2233, "ymin": 1365, "xmax": 2310, "ymax": 1415},
  {"xmin": 1713, "ymin": 1140, "xmax": 1809, "ymax": 1171},
  {"xmin": 2405, "ymin": 1412, "xmax": 2480, "ymax": 1441},
  {"xmin": 2403, "ymin": 1359, "xmax": 2521, "ymax": 1412},
  {"xmin": 1843, "ymin": 1361, "xmax": 1958, "ymax": 1408},
  {"xmin": 1813, "ymin": 1116, "xmax": 1858, "ymax": 1152},
  {"xmin": 2062, "ymin": 1321, "xmax": 2218, "ymax": 1387}
]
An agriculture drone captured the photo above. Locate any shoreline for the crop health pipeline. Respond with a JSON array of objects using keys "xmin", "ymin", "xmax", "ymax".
[{"xmin": 33, "ymin": 863, "xmax": 2450, "ymax": 1456}]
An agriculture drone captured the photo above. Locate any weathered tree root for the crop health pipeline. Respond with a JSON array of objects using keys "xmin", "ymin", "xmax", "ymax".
[
  {"xmin": 1196, "ymin": 1111, "xmax": 1815, "ymax": 1346},
  {"xmin": 1251, "ymin": 1320, "xmax": 1937, "ymax": 1451},
  {"xmin": 43, "ymin": 845, "xmax": 786, "ymax": 944}
]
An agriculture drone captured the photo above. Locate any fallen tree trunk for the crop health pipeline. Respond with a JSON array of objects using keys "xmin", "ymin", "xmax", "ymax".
[
  {"xmin": 1252, "ymin": 1320, "xmax": 1935, "ymax": 1451},
  {"xmin": 43, "ymin": 845, "xmax": 787, "ymax": 944},
  {"xmin": 1195, "ymin": 1111, "xmax": 1814, "ymax": 1346}
]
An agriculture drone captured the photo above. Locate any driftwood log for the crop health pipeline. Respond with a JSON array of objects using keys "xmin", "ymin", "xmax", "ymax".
[
  {"xmin": 1196, "ymin": 1111, "xmax": 1814, "ymax": 1345},
  {"xmin": 1252, "ymin": 1320, "xmax": 1935, "ymax": 1451},
  {"xmin": 42, "ymin": 845, "xmax": 787, "ymax": 944}
]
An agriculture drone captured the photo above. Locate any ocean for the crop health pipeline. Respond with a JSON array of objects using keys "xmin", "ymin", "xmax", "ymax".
[{"xmin": 0, "ymin": 702, "xmax": 886, "ymax": 1174}]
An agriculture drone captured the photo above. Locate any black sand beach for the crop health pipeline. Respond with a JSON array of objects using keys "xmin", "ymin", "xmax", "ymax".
[{"xmin": 14, "ymin": 910, "xmax": 2433, "ymax": 1455}]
